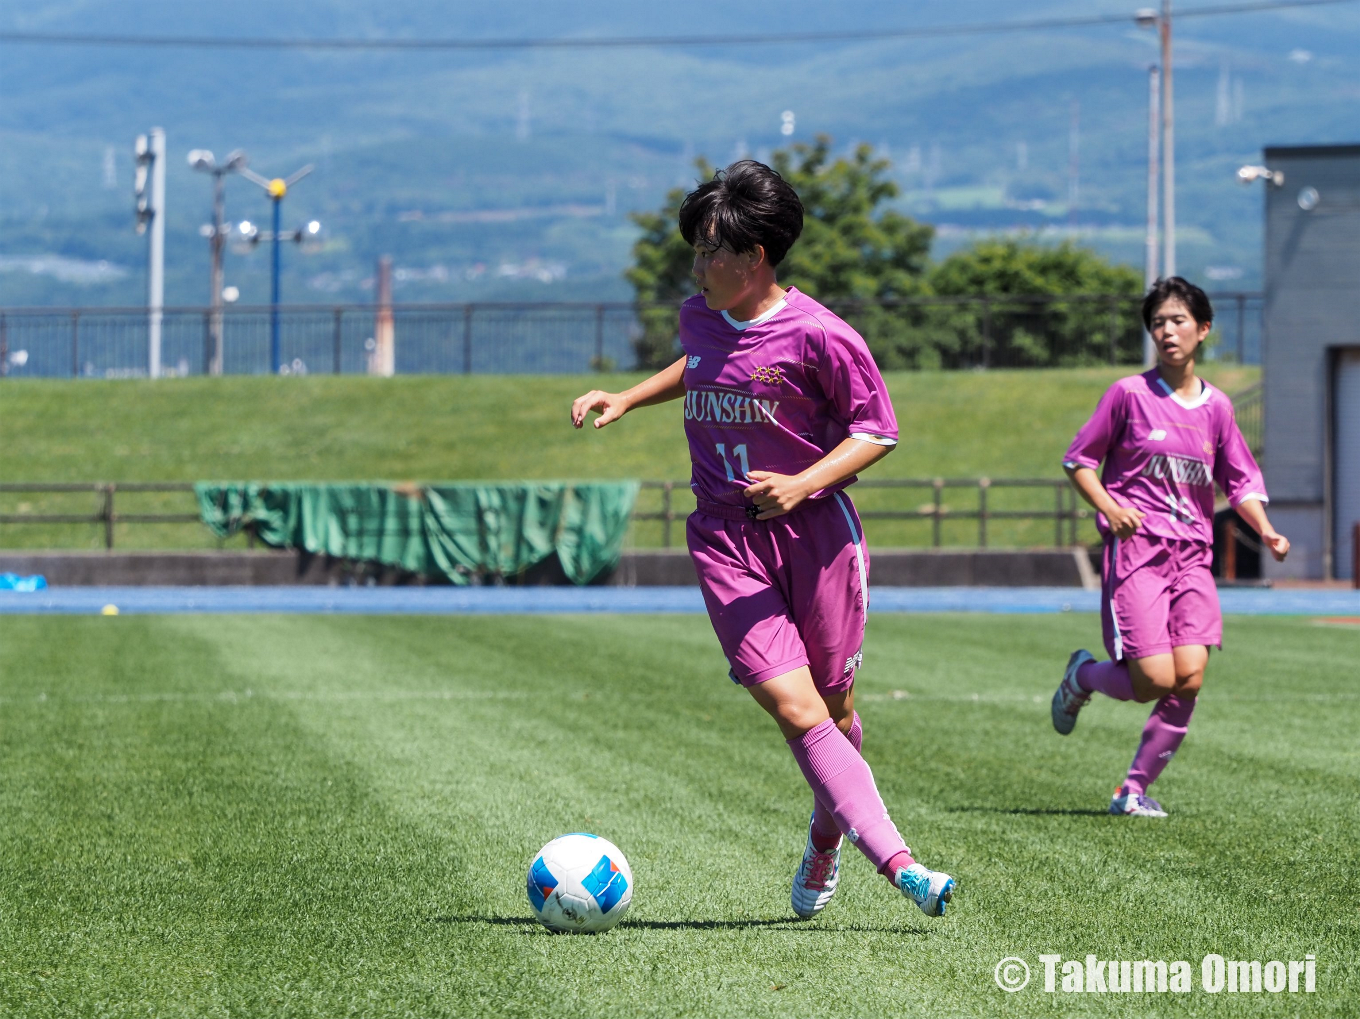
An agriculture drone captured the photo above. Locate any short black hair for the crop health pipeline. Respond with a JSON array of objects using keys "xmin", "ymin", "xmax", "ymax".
[
  {"xmin": 1142, "ymin": 276, "xmax": 1214, "ymax": 330},
  {"xmin": 677, "ymin": 160, "xmax": 804, "ymax": 268}
]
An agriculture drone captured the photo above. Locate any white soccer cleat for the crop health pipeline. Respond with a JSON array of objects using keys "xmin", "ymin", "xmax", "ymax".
[
  {"xmin": 1052, "ymin": 649, "xmax": 1095, "ymax": 735},
  {"xmin": 790, "ymin": 818, "xmax": 841, "ymax": 918},
  {"xmin": 1110, "ymin": 789, "xmax": 1168, "ymax": 817},
  {"xmin": 895, "ymin": 862, "xmax": 955, "ymax": 918}
]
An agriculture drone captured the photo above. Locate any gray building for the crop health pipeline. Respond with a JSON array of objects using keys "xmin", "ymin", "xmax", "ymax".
[{"xmin": 1261, "ymin": 144, "xmax": 1360, "ymax": 582}]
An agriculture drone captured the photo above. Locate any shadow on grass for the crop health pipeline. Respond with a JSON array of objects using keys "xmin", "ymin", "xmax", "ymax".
[
  {"xmin": 433, "ymin": 915, "xmax": 927, "ymax": 934},
  {"xmin": 948, "ymin": 805, "xmax": 1110, "ymax": 817}
]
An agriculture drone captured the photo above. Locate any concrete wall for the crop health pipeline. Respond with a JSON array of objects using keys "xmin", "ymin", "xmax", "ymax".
[{"xmin": 1261, "ymin": 144, "xmax": 1360, "ymax": 579}]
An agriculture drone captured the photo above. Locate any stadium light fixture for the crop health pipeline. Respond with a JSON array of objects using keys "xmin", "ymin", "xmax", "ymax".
[
  {"xmin": 1237, "ymin": 164, "xmax": 1285, "ymax": 187},
  {"xmin": 238, "ymin": 162, "xmax": 315, "ymax": 373}
]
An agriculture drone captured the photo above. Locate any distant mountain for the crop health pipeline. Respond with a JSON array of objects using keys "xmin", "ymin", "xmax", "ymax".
[{"xmin": 2, "ymin": 0, "xmax": 1357, "ymax": 306}]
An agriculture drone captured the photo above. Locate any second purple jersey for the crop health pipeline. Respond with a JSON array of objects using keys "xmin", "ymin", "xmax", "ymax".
[
  {"xmin": 678, "ymin": 287, "xmax": 898, "ymax": 508},
  {"xmin": 1063, "ymin": 369, "xmax": 1267, "ymax": 545}
]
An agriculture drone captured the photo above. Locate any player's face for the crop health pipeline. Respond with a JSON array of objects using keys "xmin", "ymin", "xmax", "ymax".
[
  {"xmin": 692, "ymin": 239, "xmax": 762, "ymax": 311},
  {"xmin": 1150, "ymin": 298, "xmax": 1211, "ymax": 367}
]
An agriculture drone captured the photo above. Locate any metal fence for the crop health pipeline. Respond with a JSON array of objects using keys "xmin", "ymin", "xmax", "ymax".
[
  {"xmin": 0, "ymin": 479, "xmax": 1091, "ymax": 551},
  {"xmin": 0, "ymin": 292, "xmax": 1263, "ymax": 378}
]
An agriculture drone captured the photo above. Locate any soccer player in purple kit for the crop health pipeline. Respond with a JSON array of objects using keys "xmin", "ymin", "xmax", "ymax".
[
  {"xmin": 571, "ymin": 161, "xmax": 955, "ymax": 919},
  {"xmin": 1051, "ymin": 277, "xmax": 1290, "ymax": 817}
]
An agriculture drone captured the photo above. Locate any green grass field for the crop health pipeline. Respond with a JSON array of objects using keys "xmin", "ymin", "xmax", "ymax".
[
  {"xmin": 0, "ymin": 365, "xmax": 1258, "ymax": 551},
  {"xmin": 0, "ymin": 611, "xmax": 1353, "ymax": 1017}
]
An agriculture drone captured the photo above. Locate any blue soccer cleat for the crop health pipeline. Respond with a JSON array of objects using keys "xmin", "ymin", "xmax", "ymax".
[
  {"xmin": 1110, "ymin": 789, "xmax": 1168, "ymax": 817},
  {"xmin": 1052, "ymin": 649, "xmax": 1095, "ymax": 735},
  {"xmin": 791, "ymin": 817, "xmax": 841, "ymax": 918},
  {"xmin": 895, "ymin": 862, "xmax": 955, "ymax": 917}
]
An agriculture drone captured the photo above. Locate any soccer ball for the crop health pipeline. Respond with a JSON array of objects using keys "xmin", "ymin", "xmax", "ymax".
[{"xmin": 526, "ymin": 833, "xmax": 633, "ymax": 933}]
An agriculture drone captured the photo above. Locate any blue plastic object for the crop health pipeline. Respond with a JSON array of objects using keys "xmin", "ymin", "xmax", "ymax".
[{"xmin": 0, "ymin": 573, "xmax": 47, "ymax": 592}]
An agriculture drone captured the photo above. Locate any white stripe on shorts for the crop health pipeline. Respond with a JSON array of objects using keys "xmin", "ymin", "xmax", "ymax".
[
  {"xmin": 1108, "ymin": 536, "xmax": 1124, "ymax": 661},
  {"xmin": 833, "ymin": 491, "xmax": 869, "ymax": 610}
]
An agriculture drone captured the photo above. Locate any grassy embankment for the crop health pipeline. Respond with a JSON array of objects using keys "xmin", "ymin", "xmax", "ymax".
[{"xmin": 0, "ymin": 365, "xmax": 1258, "ymax": 550}]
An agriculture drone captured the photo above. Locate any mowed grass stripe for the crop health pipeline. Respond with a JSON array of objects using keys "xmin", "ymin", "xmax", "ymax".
[{"xmin": 0, "ymin": 614, "xmax": 1355, "ymax": 1017}]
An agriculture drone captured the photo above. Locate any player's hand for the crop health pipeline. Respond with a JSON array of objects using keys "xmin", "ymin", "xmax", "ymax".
[
  {"xmin": 1104, "ymin": 504, "xmax": 1145, "ymax": 540},
  {"xmin": 744, "ymin": 472, "xmax": 811, "ymax": 519},
  {"xmin": 1260, "ymin": 529, "xmax": 1290, "ymax": 562},
  {"xmin": 571, "ymin": 390, "xmax": 629, "ymax": 429}
]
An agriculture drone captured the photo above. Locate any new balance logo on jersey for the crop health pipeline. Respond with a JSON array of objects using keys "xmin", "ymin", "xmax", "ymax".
[
  {"xmin": 683, "ymin": 389, "xmax": 780, "ymax": 425},
  {"xmin": 1140, "ymin": 453, "xmax": 1211, "ymax": 487},
  {"xmin": 687, "ymin": 355, "xmax": 702, "ymax": 369}
]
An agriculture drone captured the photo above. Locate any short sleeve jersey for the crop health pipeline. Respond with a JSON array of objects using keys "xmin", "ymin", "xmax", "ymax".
[
  {"xmin": 1063, "ymin": 369, "xmax": 1267, "ymax": 545},
  {"xmin": 679, "ymin": 287, "xmax": 898, "ymax": 508}
]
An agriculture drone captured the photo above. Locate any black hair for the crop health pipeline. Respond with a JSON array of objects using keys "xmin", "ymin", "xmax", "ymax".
[
  {"xmin": 1142, "ymin": 276, "xmax": 1214, "ymax": 330},
  {"xmin": 677, "ymin": 160, "xmax": 804, "ymax": 268}
]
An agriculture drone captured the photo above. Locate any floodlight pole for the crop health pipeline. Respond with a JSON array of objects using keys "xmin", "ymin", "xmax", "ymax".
[
  {"xmin": 1160, "ymin": 0, "xmax": 1175, "ymax": 278},
  {"xmin": 209, "ymin": 171, "xmax": 228, "ymax": 374},
  {"xmin": 271, "ymin": 189, "xmax": 283, "ymax": 372},
  {"xmin": 146, "ymin": 128, "xmax": 166, "ymax": 379},
  {"xmin": 1145, "ymin": 63, "xmax": 1160, "ymax": 367}
]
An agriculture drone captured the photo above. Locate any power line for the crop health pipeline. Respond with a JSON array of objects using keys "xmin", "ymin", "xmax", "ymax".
[{"xmin": 0, "ymin": 0, "xmax": 1351, "ymax": 51}]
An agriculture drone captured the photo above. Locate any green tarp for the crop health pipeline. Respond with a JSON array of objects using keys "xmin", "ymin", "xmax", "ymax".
[{"xmin": 194, "ymin": 481, "xmax": 641, "ymax": 585}]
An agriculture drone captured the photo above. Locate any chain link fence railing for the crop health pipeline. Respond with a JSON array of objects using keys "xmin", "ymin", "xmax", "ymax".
[{"xmin": 0, "ymin": 293, "xmax": 1262, "ymax": 378}]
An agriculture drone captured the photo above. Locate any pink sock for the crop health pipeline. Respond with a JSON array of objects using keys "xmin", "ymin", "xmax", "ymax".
[
  {"xmin": 787, "ymin": 719, "xmax": 911, "ymax": 875},
  {"xmin": 810, "ymin": 713, "xmax": 862, "ymax": 850},
  {"xmin": 1077, "ymin": 659, "xmax": 1135, "ymax": 701},
  {"xmin": 1123, "ymin": 693, "xmax": 1196, "ymax": 796}
]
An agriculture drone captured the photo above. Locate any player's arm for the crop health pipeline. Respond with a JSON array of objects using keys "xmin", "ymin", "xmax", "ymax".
[
  {"xmin": 744, "ymin": 437, "xmax": 891, "ymax": 520},
  {"xmin": 571, "ymin": 355, "xmax": 687, "ymax": 430},
  {"xmin": 1064, "ymin": 464, "xmax": 1145, "ymax": 540},
  {"xmin": 1231, "ymin": 497, "xmax": 1290, "ymax": 562}
]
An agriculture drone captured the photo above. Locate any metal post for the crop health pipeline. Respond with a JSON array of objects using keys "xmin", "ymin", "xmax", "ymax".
[
  {"xmin": 332, "ymin": 306, "xmax": 343, "ymax": 374},
  {"xmin": 208, "ymin": 171, "xmax": 226, "ymax": 375},
  {"xmin": 662, "ymin": 481, "xmax": 673, "ymax": 548},
  {"xmin": 594, "ymin": 304, "xmax": 605, "ymax": 369},
  {"xmin": 1236, "ymin": 293, "xmax": 1246, "ymax": 363},
  {"xmin": 980, "ymin": 297, "xmax": 992, "ymax": 368},
  {"xmin": 71, "ymin": 311, "xmax": 80, "ymax": 377},
  {"xmin": 270, "ymin": 195, "xmax": 282, "ymax": 373},
  {"xmin": 1160, "ymin": 1, "xmax": 1175, "ymax": 279},
  {"xmin": 978, "ymin": 477, "xmax": 989, "ymax": 548},
  {"xmin": 102, "ymin": 483, "xmax": 116, "ymax": 549},
  {"xmin": 1108, "ymin": 295, "xmax": 1119, "ymax": 365},
  {"xmin": 1144, "ymin": 65, "xmax": 1160, "ymax": 367},
  {"xmin": 462, "ymin": 304, "xmax": 473, "ymax": 375},
  {"xmin": 932, "ymin": 478, "xmax": 944, "ymax": 547},
  {"xmin": 202, "ymin": 310, "xmax": 212, "ymax": 375},
  {"xmin": 147, "ymin": 128, "xmax": 165, "ymax": 379}
]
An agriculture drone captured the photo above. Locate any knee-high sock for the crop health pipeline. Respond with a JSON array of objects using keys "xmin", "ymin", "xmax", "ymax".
[
  {"xmin": 1123, "ymin": 693, "xmax": 1196, "ymax": 796},
  {"xmin": 810, "ymin": 712, "xmax": 861, "ymax": 847},
  {"xmin": 788, "ymin": 718, "xmax": 910, "ymax": 875},
  {"xmin": 1077, "ymin": 659, "xmax": 1135, "ymax": 701}
]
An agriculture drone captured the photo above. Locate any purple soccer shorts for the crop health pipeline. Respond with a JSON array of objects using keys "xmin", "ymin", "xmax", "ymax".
[
  {"xmin": 1101, "ymin": 531, "xmax": 1222, "ymax": 662},
  {"xmin": 687, "ymin": 492, "xmax": 868, "ymax": 694}
]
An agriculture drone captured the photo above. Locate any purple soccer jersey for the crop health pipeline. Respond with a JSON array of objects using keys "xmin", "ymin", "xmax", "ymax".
[
  {"xmin": 1063, "ymin": 369, "xmax": 1267, "ymax": 546},
  {"xmin": 679, "ymin": 287, "xmax": 898, "ymax": 508}
]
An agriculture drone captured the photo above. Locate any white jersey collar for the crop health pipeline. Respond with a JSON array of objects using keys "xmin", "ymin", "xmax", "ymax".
[
  {"xmin": 1155, "ymin": 374, "xmax": 1212, "ymax": 410},
  {"xmin": 721, "ymin": 298, "xmax": 788, "ymax": 331}
]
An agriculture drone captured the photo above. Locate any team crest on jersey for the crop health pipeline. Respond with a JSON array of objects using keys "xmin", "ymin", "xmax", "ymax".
[
  {"xmin": 1202, "ymin": 440, "xmax": 1213, "ymax": 455},
  {"xmin": 687, "ymin": 355, "xmax": 702, "ymax": 369},
  {"xmin": 750, "ymin": 365, "xmax": 784, "ymax": 385}
]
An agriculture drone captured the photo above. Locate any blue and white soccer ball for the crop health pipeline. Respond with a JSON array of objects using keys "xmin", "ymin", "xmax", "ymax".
[{"xmin": 526, "ymin": 833, "xmax": 633, "ymax": 933}]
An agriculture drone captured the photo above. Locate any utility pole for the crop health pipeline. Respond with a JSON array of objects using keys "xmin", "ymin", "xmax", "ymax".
[
  {"xmin": 1160, "ymin": 0, "xmax": 1175, "ymax": 278},
  {"xmin": 1145, "ymin": 63, "xmax": 1160, "ymax": 367},
  {"xmin": 135, "ymin": 128, "xmax": 166, "ymax": 378},
  {"xmin": 189, "ymin": 149, "xmax": 248, "ymax": 376}
]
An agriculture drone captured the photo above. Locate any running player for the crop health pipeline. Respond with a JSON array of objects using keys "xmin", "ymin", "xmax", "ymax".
[
  {"xmin": 1051, "ymin": 277, "xmax": 1289, "ymax": 816},
  {"xmin": 571, "ymin": 160, "xmax": 955, "ymax": 918}
]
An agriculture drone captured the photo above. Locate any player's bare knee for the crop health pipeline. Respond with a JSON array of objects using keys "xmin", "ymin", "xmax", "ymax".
[{"xmin": 1173, "ymin": 672, "xmax": 1203, "ymax": 698}]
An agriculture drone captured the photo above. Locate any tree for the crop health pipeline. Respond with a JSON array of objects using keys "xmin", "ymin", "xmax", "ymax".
[
  {"xmin": 926, "ymin": 240, "xmax": 1144, "ymax": 367},
  {"xmin": 625, "ymin": 138, "xmax": 933, "ymax": 369}
]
